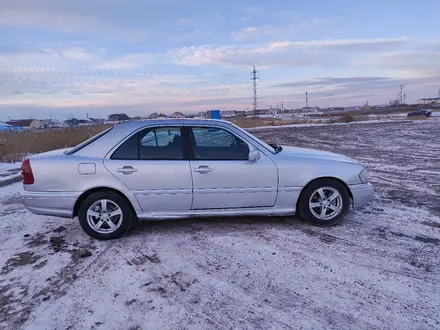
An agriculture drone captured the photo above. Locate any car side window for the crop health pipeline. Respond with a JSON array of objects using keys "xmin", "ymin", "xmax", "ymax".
[
  {"xmin": 111, "ymin": 126, "xmax": 184, "ymax": 160},
  {"xmin": 190, "ymin": 127, "xmax": 249, "ymax": 160},
  {"xmin": 111, "ymin": 134, "xmax": 138, "ymax": 159},
  {"xmin": 139, "ymin": 127, "xmax": 183, "ymax": 160}
]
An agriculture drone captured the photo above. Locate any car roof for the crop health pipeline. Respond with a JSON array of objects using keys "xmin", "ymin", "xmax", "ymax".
[{"xmin": 113, "ymin": 118, "xmax": 231, "ymax": 131}]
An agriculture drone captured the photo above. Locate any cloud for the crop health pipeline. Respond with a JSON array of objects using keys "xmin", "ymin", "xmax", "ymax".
[
  {"xmin": 94, "ymin": 53, "xmax": 159, "ymax": 70},
  {"xmin": 232, "ymin": 27, "xmax": 263, "ymax": 41},
  {"xmin": 0, "ymin": 0, "xmax": 236, "ymax": 43},
  {"xmin": 231, "ymin": 18, "xmax": 334, "ymax": 41},
  {"xmin": 2, "ymin": 71, "xmax": 440, "ymax": 119},
  {"xmin": 0, "ymin": 6, "xmax": 148, "ymax": 42},
  {"xmin": 273, "ymin": 77, "xmax": 393, "ymax": 88},
  {"xmin": 267, "ymin": 73, "xmax": 440, "ymax": 107},
  {"xmin": 299, "ymin": 38, "xmax": 408, "ymax": 51},
  {"xmin": 0, "ymin": 47, "xmax": 107, "ymax": 75},
  {"xmin": 0, "ymin": 45, "xmax": 251, "ymax": 114},
  {"xmin": 0, "ymin": 34, "xmax": 430, "ymax": 119},
  {"xmin": 359, "ymin": 50, "xmax": 440, "ymax": 76},
  {"xmin": 169, "ymin": 38, "xmax": 409, "ymax": 68},
  {"xmin": 0, "ymin": 0, "xmax": 436, "ymax": 122}
]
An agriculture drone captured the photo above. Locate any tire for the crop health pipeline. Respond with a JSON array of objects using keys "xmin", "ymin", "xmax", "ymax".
[
  {"xmin": 298, "ymin": 179, "xmax": 351, "ymax": 227},
  {"xmin": 78, "ymin": 191, "xmax": 134, "ymax": 240}
]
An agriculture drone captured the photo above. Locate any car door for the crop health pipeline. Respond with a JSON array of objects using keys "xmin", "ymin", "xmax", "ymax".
[
  {"xmin": 104, "ymin": 126, "xmax": 193, "ymax": 212},
  {"xmin": 188, "ymin": 126, "xmax": 278, "ymax": 210}
]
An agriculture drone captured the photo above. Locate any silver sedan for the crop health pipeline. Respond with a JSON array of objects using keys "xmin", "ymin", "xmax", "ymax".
[{"xmin": 21, "ymin": 119, "xmax": 374, "ymax": 239}]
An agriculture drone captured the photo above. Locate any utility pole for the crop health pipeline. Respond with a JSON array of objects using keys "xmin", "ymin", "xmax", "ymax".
[
  {"xmin": 305, "ymin": 91, "xmax": 309, "ymax": 109},
  {"xmin": 398, "ymin": 85, "xmax": 407, "ymax": 104},
  {"xmin": 251, "ymin": 66, "xmax": 259, "ymax": 112},
  {"xmin": 281, "ymin": 100, "xmax": 284, "ymax": 111}
]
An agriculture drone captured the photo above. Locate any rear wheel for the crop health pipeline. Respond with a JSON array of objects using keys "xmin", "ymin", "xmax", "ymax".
[
  {"xmin": 78, "ymin": 191, "xmax": 134, "ymax": 240},
  {"xmin": 298, "ymin": 179, "xmax": 350, "ymax": 226}
]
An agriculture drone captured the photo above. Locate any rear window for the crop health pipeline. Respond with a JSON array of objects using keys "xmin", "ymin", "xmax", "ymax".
[{"xmin": 64, "ymin": 127, "xmax": 113, "ymax": 155}]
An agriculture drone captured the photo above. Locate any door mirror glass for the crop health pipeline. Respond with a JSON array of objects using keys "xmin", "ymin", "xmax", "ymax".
[{"xmin": 248, "ymin": 149, "xmax": 261, "ymax": 162}]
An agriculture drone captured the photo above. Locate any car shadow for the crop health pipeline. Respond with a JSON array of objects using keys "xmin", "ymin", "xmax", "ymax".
[{"xmin": 130, "ymin": 215, "xmax": 307, "ymax": 236}]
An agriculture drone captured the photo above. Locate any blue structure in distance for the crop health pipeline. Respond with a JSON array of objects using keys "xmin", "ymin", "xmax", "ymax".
[{"xmin": 207, "ymin": 110, "xmax": 221, "ymax": 119}]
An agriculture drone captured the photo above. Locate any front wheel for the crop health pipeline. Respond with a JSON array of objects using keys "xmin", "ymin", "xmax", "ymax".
[
  {"xmin": 298, "ymin": 179, "xmax": 351, "ymax": 226},
  {"xmin": 78, "ymin": 191, "xmax": 134, "ymax": 240}
]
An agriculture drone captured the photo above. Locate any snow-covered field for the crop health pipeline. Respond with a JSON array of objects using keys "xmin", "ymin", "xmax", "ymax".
[
  {"xmin": 0, "ymin": 162, "xmax": 20, "ymax": 187},
  {"xmin": 1, "ymin": 120, "xmax": 439, "ymax": 330}
]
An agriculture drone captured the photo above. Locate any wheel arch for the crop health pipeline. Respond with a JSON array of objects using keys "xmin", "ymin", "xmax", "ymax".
[
  {"xmin": 73, "ymin": 187, "xmax": 137, "ymax": 218},
  {"xmin": 296, "ymin": 177, "xmax": 353, "ymax": 214}
]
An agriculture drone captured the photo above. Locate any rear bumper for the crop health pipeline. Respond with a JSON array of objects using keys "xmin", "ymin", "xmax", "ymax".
[
  {"xmin": 349, "ymin": 183, "xmax": 374, "ymax": 209},
  {"xmin": 21, "ymin": 191, "xmax": 80, "ymax": 218}
]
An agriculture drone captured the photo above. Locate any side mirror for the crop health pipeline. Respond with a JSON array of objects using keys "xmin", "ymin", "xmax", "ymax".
[{"xmin": 248, "ymin": 149, "xmax": 261, "ymax": 162}]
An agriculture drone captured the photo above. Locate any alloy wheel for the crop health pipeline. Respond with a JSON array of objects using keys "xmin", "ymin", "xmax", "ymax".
[
  {"xmin": 86, "ymin": 199, "xmax": 123, "ymax": 234},
  {"xmin": 308, "ymin": 187, "xmax": 343, "ymax": 221}
]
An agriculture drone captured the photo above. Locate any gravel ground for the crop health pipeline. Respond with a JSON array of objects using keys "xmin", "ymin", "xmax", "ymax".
[{"xmin": 0, "ymin": 119, "xmax": 439, "ymax": 330}]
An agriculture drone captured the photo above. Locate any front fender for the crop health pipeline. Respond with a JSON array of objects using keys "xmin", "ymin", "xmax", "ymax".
[{"xmin": 276, "ymin": 158, "xmax": 363, "ymax": 188}]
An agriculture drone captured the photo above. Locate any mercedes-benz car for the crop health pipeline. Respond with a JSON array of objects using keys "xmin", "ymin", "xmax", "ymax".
[{"xmin": 21, "ymin": 119, "xmax": 374, "ymax": 240}]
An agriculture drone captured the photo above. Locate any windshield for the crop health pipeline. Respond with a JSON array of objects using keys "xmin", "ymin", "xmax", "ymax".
[{"xmin": 64, "ymin": 127, "xmax": 113, "ymax": 155}]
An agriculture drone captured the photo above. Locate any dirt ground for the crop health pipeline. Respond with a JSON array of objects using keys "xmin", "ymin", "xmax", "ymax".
[{"xmin": 0, "ymin": 119, "xmax": 439, "ymax": 330}]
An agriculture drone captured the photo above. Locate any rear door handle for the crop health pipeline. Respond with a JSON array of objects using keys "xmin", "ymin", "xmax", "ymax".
[
  {"xmin": 194, "ymin": 166, "xmax": 213, "ymax": 173},
  {"xmin": 116, "ymin": 166, "xmax": 138, "ymax": 174}
]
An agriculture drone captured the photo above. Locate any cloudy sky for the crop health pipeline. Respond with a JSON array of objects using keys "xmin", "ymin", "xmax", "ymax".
[{"xmin": 0, "ymin": 0, "xmax": 439, "ymax": 120}]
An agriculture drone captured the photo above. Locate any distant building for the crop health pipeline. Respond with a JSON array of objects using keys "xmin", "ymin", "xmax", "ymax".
[
  {"xmin": 252, "ymin": 109, "xmax": 277, "ymax": 116},
  {"xmin": 302, "ymin": 107, "xmax": 320, "ymax": 112},
  {"xmin": 0, "ymin": 123, "xmax": 22, "ymax": 131},
  {"xmin": 235, "ymin": 111, "xmax": 247, "ymax": 118},
  {"xmin": 64, "ymin": 118, "xmax": 88, "ymax": 126},
  {"xmin": 108, "ymin": 113, "xmax": 131, "ymax": 121},
  {"xmin": 65, "ymin": 118, "xmax": 79, "ymax": 126},
  {"xmin": 6, "ymin": 119, "xmax": 33, "ymax": 128},
  {"xmin": 418, "ymin": 97, "xmax": 440, "ymax": 105},
  {"xmin": 41, "ymin": 120, "xmax": 54, "ymax": 128},
  {"xmin": 40, "ymin": 119, "xmax": 66, "ymax": 128},
  {"xmin": 88, "ymin": 118, "xmax": 105, "ymax": 124},
  {"xmin": 196, "ymin": 111, "xmax": 207, "ymax": 118},
  {"xmin": 221, "ymin": 110, "xmax": 236, "ymax": 118},
  {"xmin": 148, "ymin": 112, "xmax": 168, "ymax": 119},
  {"xmin": 170, "ymin": 111, "xmax": 186, "ymax": 118},
  {"xmin": 30, "ymin": 120, "xmax": 44, "ymax": 129},
  {"xmin": 206, "ymin": 110, "xmax": 221, "ymax": 119},
  {"xmin": 6, "ymin": 119, "xmax": 43, "ymax": 129}
]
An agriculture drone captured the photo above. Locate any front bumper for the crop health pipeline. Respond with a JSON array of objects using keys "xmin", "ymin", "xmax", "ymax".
[
  {"xmin": 21, "ymin": 191, "xmax": 80, "ymax": 218},
  {"xmin": 348, "ymin": 183, "xmax": 374, "ymax": 209}
]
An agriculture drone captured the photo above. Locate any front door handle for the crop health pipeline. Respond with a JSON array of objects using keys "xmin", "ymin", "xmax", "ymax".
[
  {"xmin": 116, "ymin": 166, "xmax": 138, "ymax": 175},
  {"xmin": 194, "ymin": 166, "xmax": 213, "ymax": 173}
]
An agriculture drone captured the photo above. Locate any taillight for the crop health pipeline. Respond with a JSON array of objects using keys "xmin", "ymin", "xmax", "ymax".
[{"xmin": 21, "ymin": 159, "xmax": 34, "ymax": 185}]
